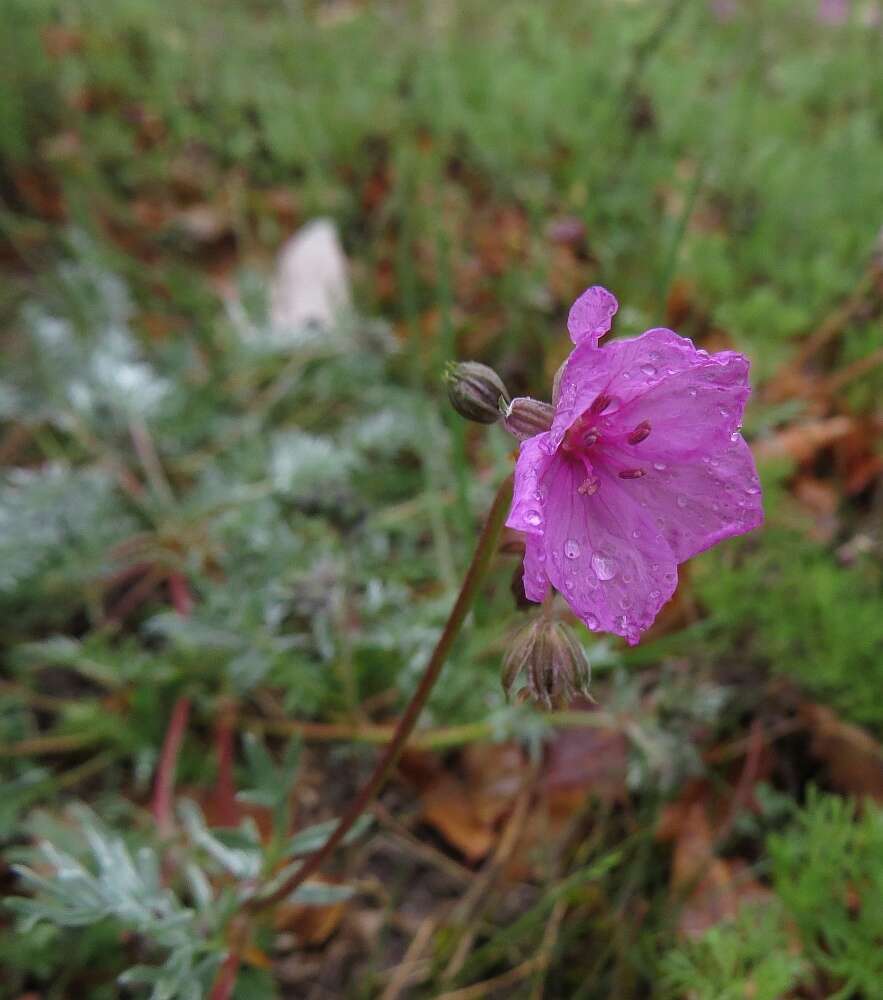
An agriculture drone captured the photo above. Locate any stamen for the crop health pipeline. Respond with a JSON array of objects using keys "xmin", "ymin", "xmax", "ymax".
[
  {"xmin": 589, "ymin": 393, "xmax": 613, "ymax": 415},
  {"xmin": 627, "ymin": 420, "xmax": 651, "ymax": 445},
  {"xmin": 618, "ymin": 468, "xmax": 647, "ymax": 479},
  {"xmin": 578, "ymin": 476, "xmax": 600, "ymax": 495}
]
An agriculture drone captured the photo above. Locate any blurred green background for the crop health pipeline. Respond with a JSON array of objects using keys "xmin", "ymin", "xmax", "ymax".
[{"xmin": 2, "ymin": 1, "xmax": 883, "ymax": 997}]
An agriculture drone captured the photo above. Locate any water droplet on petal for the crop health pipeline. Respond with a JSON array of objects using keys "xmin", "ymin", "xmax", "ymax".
[
  {"xmin": 585, "ymin": 613, "xmax": 599, "ymax": 630},
  {"xmin": 640, "ymin": 363, "xmax": 656, "ymax": 377},
  {"xmin": 564, "ymin": 538, "xmax": 581, "ymax": 559},
  {"xmin": 653, "ymin": 462, "xmax": 667, "ymax": 471},
  {"xmin": 649, "ymin": 589, "xmax": 661, "ymax": 601},
  {"xmin": 631, "ymin": 529, "xmax": 640, "ymax": 539},
  {"xmin": 591, "ymin": 552, "xmax": 617, "ymax": 580},
  {"xmin": 620, "ymin": 596, "xmax": 632, "ymax": 609},
  {"xmin": 730, "ymin": 431, "xmax": 741, "ymax": 443},
  {"xmin": 613, "ymin": 614, "xmax": 629, "ymax": 632},
  {"xmin": 745, "ymin": 485, "xmax": 761, "ymax": 495},
  {"xmin": 688, "ymin": 388, "xmax": 697, "ymax": 398},
  {"xmin": 676, "ymin": 495, "xmax": 688, "ymax": 509},
  {"xmin": 525, "ymin": 509, "xmax": 543, "ymax": 527}
]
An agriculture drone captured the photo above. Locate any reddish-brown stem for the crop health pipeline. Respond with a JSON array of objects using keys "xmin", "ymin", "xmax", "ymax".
[
  {"xmin": 152, "ymin": 572, "xmax": 194, "ymax": 834},
  {"xmin": 212, "ymin": 702, "xmax": 240, "ymax": 827},
  {"xmin": 168, "ymin": 570, "xmax": 194, "ymax": 617},
  {"xmin": 106, "ymin": 565, "xmax": 165, "ymax": 623},
  {"xmin": 245, "ymin": 474, "xmax": 514, "ymax": 914},
  {"xmin": 208, "ymin": 952, "xmax": 241, "ymax": 1000},
  {"xmin": 152, "ymin": 694, "xmax": 192, "ymax": 836}
]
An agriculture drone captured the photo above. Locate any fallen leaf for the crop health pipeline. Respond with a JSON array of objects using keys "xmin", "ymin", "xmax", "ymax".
[
  {"xmin": 755, "ymin": 416, "xmax": 854, "ymax": 464},
  {"xmin": 544, "ymin": 722, "xmax": 629, "ymax": 805},
  {"xmin": 274, "ymin": 877, "xmax": 348, "ymax": 945},
  {"xmin": 419, "ymin": 772, "xmax": 497, "ymax": 864},
  {"xmin": 800, "ymin": 702, "xmax": 883, "ymax": 800},
  {"xmin": 658, "ymin": 782, "xmax": 772, "ymax": 940}
]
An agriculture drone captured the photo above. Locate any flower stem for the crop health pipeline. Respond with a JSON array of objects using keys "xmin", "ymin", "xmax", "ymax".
[{"xmin": 246, "ymin": 473, "xmax": 513, "ymax": 913}]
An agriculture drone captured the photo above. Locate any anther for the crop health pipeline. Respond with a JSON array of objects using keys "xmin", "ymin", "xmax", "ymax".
[
  {"xmin": 618, "ymin": 468, "xmax": 647, "ymax": 479},
  {"xmin": 589, "ymin": 393, "xmax": 613, "ymax": 415},
  {"xmin": 578, "ymin": 477, "xmax": 600, "ymax": 495},
  {"xmin": 627, "ymin": 420, "xmax": 651, "ymax": 445}
]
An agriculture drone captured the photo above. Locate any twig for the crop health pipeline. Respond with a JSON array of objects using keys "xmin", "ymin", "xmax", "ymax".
[
  {"xmin": 105, "ymin": 564, "xmax": 165, "ymax": 623},
  {"xmin": 529, "ymin": 899, "xmax": 568, "ymax": 1000},
  {"xmin": 243, "ymin": 707, "xmax": 618, "ymax": 750},
  {"xmin": 151, "ymin": 695, "xmax": 192, "ymax": 837},
  {"xmin": 371, "ymin": 801, "xmax": 474, "ymax": 886},
  {"xmin": 442, "ymin": 755, "xmax": 541, "ymax": 982},
  {"xmin": 791, "ymin": 262, "xmax": 879, "ymax": 370},
  {"xmin": 245, "ymin": 473, "xmax": 514, "ymax": 914},
  {"xmin": 1, "ymin": 731, "xmax": 100, "ymax": 757},
  {"xmin": 129, "ymin": 416, "xmax": 175, "ymax": 506},
  {"xmin": 433, "ymin": 957, "xmax": 543, "ymax": 1000},
  {"xmin": 716, "ymin": 717, "xmax": 764, "ymax": 845},
  {"xmin": 381, "ymin": 915, "xmax": 439, "ymax": 1000},
  {"xmin": 824, "ymin": 345, "xmax": 883, "ymax": 395}
]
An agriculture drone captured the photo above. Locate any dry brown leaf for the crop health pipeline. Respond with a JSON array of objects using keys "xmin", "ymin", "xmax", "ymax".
[
  {"xmin": 460, "ymin": 742, "xmax": 525, "ymax": 827},
  {"xmin": 800, "ymin": 702, "xmax": 883, "ymax": 800},
  {"xmin": 41, "ymin": 25, "xmax": 82, "ymax": 57},
  {"xmin": 543, "ymin": 723, "xmax": 629, "ymax": 805},
  {"xmin": 793, "ymin": 476, "xmax": 840, "ymax": 542},
  {"xmin": 419, "ymin": 772, "xmax": 497, "ymax": 864},
  {"xmin": 755, "ymin": 416, "xmax": 854, "ymax": 464},
  {"xmin": 274, "ymin": 877, "xmax": 348, "ymax": 945},
  {"xmin": 658, "ymin": 782, "xmax": 772, "ymax": 940}
]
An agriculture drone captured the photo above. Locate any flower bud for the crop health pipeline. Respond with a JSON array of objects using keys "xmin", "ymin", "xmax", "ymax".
[
  {"xmin": 552, "ymin": 360, "xmax": 568, "ymax": 408},
  {"xmin": 503, "ymin": 396, "xmax": 554, "ymax": 441},
  {"xmin": 444, "ymin": 361, "xmax": 510, "ymax": 424},
  {"xmin": 501, "ymin": 618, "xmax": 591, "ymax": 709}
]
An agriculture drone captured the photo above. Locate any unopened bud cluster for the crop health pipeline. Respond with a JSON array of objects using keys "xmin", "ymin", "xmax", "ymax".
[
  {"xmin": 444, "ymin": 362, "xmax": 510, "ymax": 425},
  {"xmin": 502, "ymin": 618, "xmax": 591, "ymax": 709}
]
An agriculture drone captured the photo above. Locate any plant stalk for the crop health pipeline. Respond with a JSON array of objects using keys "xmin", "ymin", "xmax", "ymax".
[{"xmin": 246, "ymin": 473, "xmax": 513, "ymax": 913}]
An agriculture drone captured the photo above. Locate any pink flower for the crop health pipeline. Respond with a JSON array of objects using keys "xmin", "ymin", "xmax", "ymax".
[{"xmin": 506, "ymin": 286, "xmax": 763, "ymax": 645}]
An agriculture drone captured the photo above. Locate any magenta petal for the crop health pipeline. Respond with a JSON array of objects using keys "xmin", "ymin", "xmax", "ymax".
[
  {"xmin": 550, "ymin": 329, "xmax": 749, "ymax": 454},
  {"xmin": 612, "ymin": 355, "xmax": 752, "ymax": 461},
  {"xmin": 523, "ymin": 532, "xmax": 551, "ymax": 603},
  {"xmin": 506, "ymin": 432, "xmax": 554, "ymax": 535},
  {"xmin": 605, "ymin": 434, "xmax": 763, "ymax": 562},
  {"xmin": 540, "ymin": 455, "xmax": 678, "ymax": 644},
  {"xmin": 566, "ymin": 285, "xmax": 619, "ymax": 346}
]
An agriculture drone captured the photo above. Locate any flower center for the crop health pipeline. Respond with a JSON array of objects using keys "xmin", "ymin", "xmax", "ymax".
[{"xmin": 561, "ymin": 400, "xmax": 653, "ymax": 495}]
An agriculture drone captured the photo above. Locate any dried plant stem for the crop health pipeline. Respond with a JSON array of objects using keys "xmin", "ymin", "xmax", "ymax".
[{"xmin": 246, "ymin": 473, "xmax": 514, "ymax": 914}]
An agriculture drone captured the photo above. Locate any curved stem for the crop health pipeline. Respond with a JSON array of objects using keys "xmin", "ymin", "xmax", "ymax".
[{"xmin": 247, "ymin": 473, "xmax": 513, "ymax": 913}]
